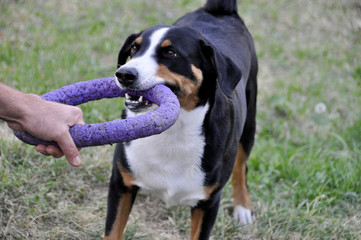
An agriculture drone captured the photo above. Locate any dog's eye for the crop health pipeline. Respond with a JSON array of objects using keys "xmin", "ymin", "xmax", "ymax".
[
  {"xmin": 130, "ymin": 45, "xmax": 138, "ymax": 57},
  {"xmin": 163, "ymin": 49, "xmax": 179, "ymax": 58}
]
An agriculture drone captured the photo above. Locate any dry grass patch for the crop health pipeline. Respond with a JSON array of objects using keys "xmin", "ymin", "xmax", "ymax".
[{"xmin": 1, "ymin": 0, "xmax": 360, "ymax": 239}]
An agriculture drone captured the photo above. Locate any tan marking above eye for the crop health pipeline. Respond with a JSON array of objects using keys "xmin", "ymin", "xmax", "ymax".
[
  {"xmin": 156, "ymin": 64, "xmax": 203, "ymax": 111},
  {"xmin": 135, "ymin": 36, "xmax": 143, "ymax": 45},
  {"xmin": 161, "ymin": 39, "xmax": 172, "ymax": 48}
]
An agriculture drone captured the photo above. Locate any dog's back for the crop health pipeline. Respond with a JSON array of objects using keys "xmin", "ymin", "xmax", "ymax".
[{"xmin": 175, "ymin": 0, "xmax": 257, "ymax": 84}]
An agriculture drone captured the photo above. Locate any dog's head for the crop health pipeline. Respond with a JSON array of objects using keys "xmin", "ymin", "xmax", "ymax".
[{"xmin": 115, "ymin": 25, "xmax": 242, "ymax": 112}]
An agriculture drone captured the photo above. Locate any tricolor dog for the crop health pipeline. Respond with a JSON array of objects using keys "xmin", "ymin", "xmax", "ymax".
[{"xmin": 104, "ymin": 0, "xmax": 258, "ymax": 239}]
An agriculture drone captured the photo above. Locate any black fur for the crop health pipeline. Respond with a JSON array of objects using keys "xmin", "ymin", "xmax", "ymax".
[
  {"xmin": 105, "ymin": 0, "xmax": 257, "ymax": 239},
  {"xmin": 204, "ymin": 0, "xmax": 238, "ymax": 15}
]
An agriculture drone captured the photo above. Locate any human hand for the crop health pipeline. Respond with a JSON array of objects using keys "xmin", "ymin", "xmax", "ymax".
[
  {"xmin": 7, "ymin": 94, "xmax": 85, "ymax": 167},
  {"xmin": 35, "ymin": 144, "xmax": 82, "ymax": 165}
]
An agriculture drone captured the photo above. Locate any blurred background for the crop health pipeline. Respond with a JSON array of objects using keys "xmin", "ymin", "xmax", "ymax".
[{"xmin": 1, "ymin": 0, "xmax": 360, "ymax": 239}]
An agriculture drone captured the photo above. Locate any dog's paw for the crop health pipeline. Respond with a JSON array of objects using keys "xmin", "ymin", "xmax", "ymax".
[{"xmin": 233, "ymin": 205, "xmax": 253, "ymax": 225}]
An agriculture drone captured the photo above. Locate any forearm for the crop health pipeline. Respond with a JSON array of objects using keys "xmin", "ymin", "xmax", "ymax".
[{"xmin": 0, "ymin": 83, "xmax": 33, "ymax": 123}]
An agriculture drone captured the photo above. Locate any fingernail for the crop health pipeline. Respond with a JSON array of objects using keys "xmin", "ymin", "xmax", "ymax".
[{"xmin": 72, "ymin": 156, "xmax": 82, "ymax": 166}]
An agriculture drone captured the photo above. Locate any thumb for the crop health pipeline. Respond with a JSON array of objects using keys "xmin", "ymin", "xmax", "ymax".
[{"xmin": 57, "ymin": 131, "xmax": 82, "ymax": 167}]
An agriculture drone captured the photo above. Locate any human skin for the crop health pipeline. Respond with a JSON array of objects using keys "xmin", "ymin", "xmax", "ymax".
[
  {"xmin": 0, "ymin": 83, "xmax": 84, "ymax": 167},
  {"xmin": 13, "ymin": 78, "xmax": 180, "ymax": 148}
]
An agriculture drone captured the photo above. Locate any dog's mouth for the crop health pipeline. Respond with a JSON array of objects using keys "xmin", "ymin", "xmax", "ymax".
[
  {"xmin": 124, "ymin": 93, "xmax": 153, "ymax": 112},
  {"xmin": 123, "ymin": 83, "xmax": 179, "ymax": 113}
]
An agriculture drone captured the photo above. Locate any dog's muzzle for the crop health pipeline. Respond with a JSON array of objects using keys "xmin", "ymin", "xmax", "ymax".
[{"xmin": 115, "ymin": 67, "xmax": 138, "ymax": 87}]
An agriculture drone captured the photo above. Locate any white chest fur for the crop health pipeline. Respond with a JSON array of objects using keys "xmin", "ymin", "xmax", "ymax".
[{"xmin": 125, "ymin": 104, "xmax": 209, "ymax": 207}]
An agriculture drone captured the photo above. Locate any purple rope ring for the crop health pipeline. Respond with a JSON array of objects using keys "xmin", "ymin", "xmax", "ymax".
[{"xmin": 13, "ymin": 77, "xmax": 180, "ymax": 148}]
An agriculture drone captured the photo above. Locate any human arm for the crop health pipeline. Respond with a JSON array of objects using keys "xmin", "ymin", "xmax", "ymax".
[{"xmin": 0, "ymin": 83, "xmax": 84, "ymax": 167}]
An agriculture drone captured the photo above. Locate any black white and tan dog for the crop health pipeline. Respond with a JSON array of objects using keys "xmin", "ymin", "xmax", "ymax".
[{"xmin": 104, "ymin": 0, "xmax": 258, "ymax": 239}]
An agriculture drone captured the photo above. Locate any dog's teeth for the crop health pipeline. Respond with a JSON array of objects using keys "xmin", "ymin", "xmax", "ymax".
[
  {"xmin": 139, "ymin": 96, "xmax": 143, "ymax": 103},
  {"xmin": 125, "ymin": 93, "xmax": 131, "ymax": 100}
]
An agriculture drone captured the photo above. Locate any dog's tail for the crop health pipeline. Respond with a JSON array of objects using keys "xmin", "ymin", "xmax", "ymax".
[{"xmin": 204, "ymin": 0, "xmax": 238, "ymax": 15}]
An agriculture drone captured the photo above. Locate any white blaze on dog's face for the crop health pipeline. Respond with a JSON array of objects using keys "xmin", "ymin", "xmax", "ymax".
[
  {"xmin": 115, "ymin": 25, "xmax": 213, "ymax": 112},
  {"xmin": 115, "ymin": 27, "xmax": 169, "ymax": 91}
]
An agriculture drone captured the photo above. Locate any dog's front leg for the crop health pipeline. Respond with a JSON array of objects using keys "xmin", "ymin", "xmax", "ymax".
[
  {"xmin": 104, "ymin": 170, "xmax": 139, "ymax": 240},
  {"xmin": 190, "ymin": 192, "xmax": 221, "ymax": 240}
]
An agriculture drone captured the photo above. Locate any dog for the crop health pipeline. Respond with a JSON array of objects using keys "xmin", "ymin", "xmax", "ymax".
[{"xmin": 104, "ymin": 0, "xmax": 258, "ymax": 239}]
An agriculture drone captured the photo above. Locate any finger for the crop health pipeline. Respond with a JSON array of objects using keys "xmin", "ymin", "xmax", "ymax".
[
  {"xmin": 56, "ymin": 131, "xmax": 82, "ymax": 167},
  {"xmin": 37, "ymin": 151, "xmax": 51, "ymax": 156},
  {"xmin": 37, "ymin": 144, "xmax": 63, "ymax": 158},
  {"xmin": 7, "ymin": 122, "xmax": 23, "ymax": 132},
  {"xmin": 36, "ymin": 144, "xmax": 46, "ymax": 152},
  {"xmin": 44, "ymin": 145, "xmax": 64, "ymax": 158},
  {"xmin": 36, "ymin": 145, "xmax": 51, "ymax": 156},
  {"xmin": 72, "ymin": 106, "xmax": 85, "ymax": 125},
  {"xmin": 77, "ymin": 116, "xmax": 85, "ymax": 125}
]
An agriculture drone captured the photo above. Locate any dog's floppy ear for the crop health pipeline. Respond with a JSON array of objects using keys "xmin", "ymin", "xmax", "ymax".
[
  {"xmin": 200, "ymin": 40, "xmax": 242, "ymax": 98},
  {"xmin": 117, "ymin": 32, "xmax": 142, "ymax": 66}
]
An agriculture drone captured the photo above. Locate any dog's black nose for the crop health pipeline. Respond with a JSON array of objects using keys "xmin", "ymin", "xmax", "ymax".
[{"xmin": 115, "ymin": 67, "xmax": 138, "ymax": 86}]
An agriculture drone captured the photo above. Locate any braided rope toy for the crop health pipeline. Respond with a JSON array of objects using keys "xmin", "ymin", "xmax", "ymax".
[{"xmin": 13, "ymin": 77, "xmax": 180, "ymax": 147}]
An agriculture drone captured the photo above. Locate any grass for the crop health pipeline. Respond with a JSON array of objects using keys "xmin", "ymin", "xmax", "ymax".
[{"xmin": 1, "ymin": 0, "xmax": 360, "ymax": 239}]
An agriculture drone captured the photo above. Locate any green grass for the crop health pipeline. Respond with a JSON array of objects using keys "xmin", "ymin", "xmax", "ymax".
[{"xmin": 1, "ymin": 0, "xmax": 361, "ymax": 239}]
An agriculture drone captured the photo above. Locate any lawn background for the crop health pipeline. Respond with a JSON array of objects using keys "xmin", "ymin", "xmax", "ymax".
[{"xmin": 1, "ymin": 0, "xmax": 360, "ymax": 239}]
